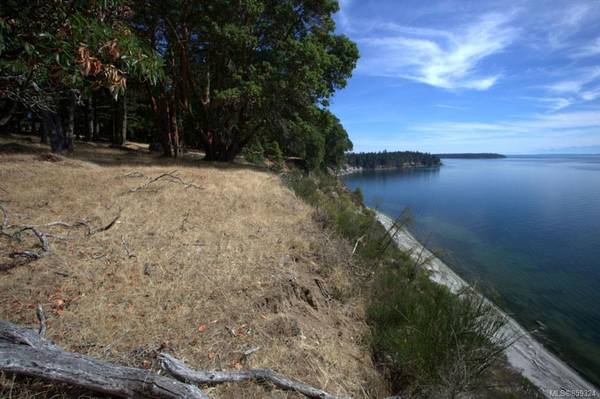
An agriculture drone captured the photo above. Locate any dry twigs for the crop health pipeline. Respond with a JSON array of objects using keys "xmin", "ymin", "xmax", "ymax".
[
  {"xmin": 126, "ymin": 170, "xmax": 203, "ymax": 193},
  {"xmin": 89, "ymin": 211, "xmax": 121, "ymax": 236},
  {"xmin": 8, "ymin": 227, "xmax": 50, "ymax": 260},
  {"xmin": 0, "ymin": 204, "xmax": 8, "ymax": 230},
  {"xmin": 0, "ymin": 204, "xmax": 121, "ymax": 270}
]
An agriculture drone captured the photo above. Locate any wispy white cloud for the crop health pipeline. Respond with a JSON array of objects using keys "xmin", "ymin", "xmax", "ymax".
[
  {"xmin": 336, "ymin": 0, "xmax": 353, "ymax": 31},
  {"xmin": 355, "ymin": 13, "xmax": 516, "ymax": 90},
  {"xmin": 544, "ymin": 2, "xmax": 592, "ymax": 49},
  {"xmin": 435, "ymin": 104, "xmax": 469, "ymax": 110},
  {"xmin": 581, "ymin": 85, "xmax": 600, "ymax": 101},
  {"xmin": 522, "ymin": 97, "xmax": 574, "ymax": 112},
  {"xmin": 532, "ymin": 68, "xmax": 600, "ymax": 111},
  {"xmin": 570, "ymin": 37, "xmax": 600, "ymax": 58},
  {"xmin": 545, "ymin": 68, "xmax": 600, "ymax": 94},
  {"xmin": 413, "ymin": 109, "xmax": 600, "ymax": 138}
]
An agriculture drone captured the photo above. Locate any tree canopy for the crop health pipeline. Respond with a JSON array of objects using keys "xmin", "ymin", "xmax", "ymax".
[{"xmin": 1, "ymin": 0, "xmax": 358, "ymax": 169}]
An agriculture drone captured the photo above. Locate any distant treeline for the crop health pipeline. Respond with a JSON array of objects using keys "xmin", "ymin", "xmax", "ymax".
[
  {"xmin": 436, "ymin": 153, "xmax": 506, "ymax": 159},
  {"xmin": 346, "ymin": 151, "xmax": 441, "ymax": 169}
]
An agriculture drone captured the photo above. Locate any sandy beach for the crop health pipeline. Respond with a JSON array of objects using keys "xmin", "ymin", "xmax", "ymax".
[{"xmin": 376, "ymin": 212, "xmax": 598, "ymax": 398}]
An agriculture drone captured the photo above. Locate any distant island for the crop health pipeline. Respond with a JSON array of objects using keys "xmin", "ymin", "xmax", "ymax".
[
  {"xmin": 343, "ymin": 150, "xmax": 441, "ymax": 173},
  {"xmin": 436, "ymin": 153, "xmax": 506, "ymax": 159}
]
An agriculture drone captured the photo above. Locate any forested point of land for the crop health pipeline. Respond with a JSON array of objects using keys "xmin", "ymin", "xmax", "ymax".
[
  {"xmin": 436, "ymin": 153, "xmax": 506, "ymax": 159},
  {"xmin": 346, "ymin": 150, "xmax": 441, "ymax": 169},
  {"xmin": 0, "ymin": 0, "xmax": 358, "ymax": 169}
]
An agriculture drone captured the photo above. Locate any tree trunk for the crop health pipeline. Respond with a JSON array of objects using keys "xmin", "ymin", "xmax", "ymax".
[
  {"xmin": 85, "ymin": 98, "xmax": 94, "ymax": 141},
  {"xmin": 168, "ymin": 97, "xmax": 181, "ymax": 157},
  {"xmin": 93, "ymin": 97, "xmax": 100, "ymax": 140},
  {"xmin": 40, "ymin": 116, "xmax": 49, "ymax": 144},
  {"xmin": 42, "ymin": 110, "xmax": 69, "ymax": 153},
  {"xmin": 65, "ymin": 93, "xmax": 75, "ymax": 151},
  {"xmin": 0, "ymin": 100, "xmax": 17, "ymax": 127},
  {"xmin": 202, "ymin": 131, "xmax": 249, "ymax": 162},
  {"xmin": 159, "ymin": 99, "xmax": 173, "ymax": 157},
  {"xmin": 112, "ymin": 94, "xmax": 127, "ymax": 146}
]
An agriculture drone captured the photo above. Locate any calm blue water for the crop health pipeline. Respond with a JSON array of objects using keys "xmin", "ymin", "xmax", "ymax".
[{"xmin": 342, "ymin": 156, "xmax": 600, "ymax": 386}]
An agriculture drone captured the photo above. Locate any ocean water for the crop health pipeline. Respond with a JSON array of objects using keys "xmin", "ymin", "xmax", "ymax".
[{"xmin": 341, "ymin": 156, "xmax": 600, "ymax": 387}]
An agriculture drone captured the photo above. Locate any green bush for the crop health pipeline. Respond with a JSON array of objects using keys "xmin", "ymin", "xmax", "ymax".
[
  {"xmin": 287, "ymin": 172, "xmax": 319, "ymax": 204},
  {"xmin": 285, "ymin": 170, "xmax": 513, "ymax": 398},
  {"xmin": 351, "ymin": 187, "xmax": 364, "ymax": 204},
  {"xmin": 241, "ymin": 141, "xmax": 265, "ymax": 165},
  {"xmin": 368, "ymin": 267, "xmax": 509, "ymax": 397},
  {"xmin": 264, "ymin": 141, "xmax": 284, "ymax": 170}
]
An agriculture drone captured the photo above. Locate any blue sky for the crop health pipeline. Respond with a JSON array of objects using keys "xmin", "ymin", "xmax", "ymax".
[{"xmin": 330, "ymin": 0, "xmax": 600, "ymax": 154}]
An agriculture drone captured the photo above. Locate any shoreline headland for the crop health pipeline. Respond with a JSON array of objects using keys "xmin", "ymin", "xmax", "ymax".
[{"xmin": 375, "ymin": 211, "xmax": 598, "ymax": 398}]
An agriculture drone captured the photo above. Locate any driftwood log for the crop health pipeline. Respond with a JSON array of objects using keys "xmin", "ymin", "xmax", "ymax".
[
  {"xmin": 0, "ymin": 319, "xmax": 208, "ymax": 399},
  {"xmin": 0, "ymin": 316, "xmax": 346, "ymax": 399}
]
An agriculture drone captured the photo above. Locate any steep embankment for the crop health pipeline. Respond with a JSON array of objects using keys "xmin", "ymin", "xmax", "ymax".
[
  {"xmin": 376, "ymin": 213, "xmax": 597, "ymax": 397},
  {"xmin": 0, "ymin": 137, "xmax": 385, "ymax": 398}
]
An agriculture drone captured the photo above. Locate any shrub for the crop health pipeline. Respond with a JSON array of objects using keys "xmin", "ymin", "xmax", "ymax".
[
  {"xmin": 368, "ymin": 267, "xmax": 510, "ymax": 398},
  {"xmin": 241, "ymin": 141, "xmax": 265, "ymax": 164},
  {"xmin": 285, "ymin": 170, "xmax": 513, "ymax": 398},
  {"xmin": 264, "ymin": 141, "xmax": 284, "ymax": 170},
  {"xmin": 351, "ymin": 187, "xmax": 364, "ymax": 204}
]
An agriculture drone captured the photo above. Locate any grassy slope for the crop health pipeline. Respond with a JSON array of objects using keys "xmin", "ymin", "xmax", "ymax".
[{"xmin": 0, "ymin": 136, "xmax": 386, "ymax": 398}]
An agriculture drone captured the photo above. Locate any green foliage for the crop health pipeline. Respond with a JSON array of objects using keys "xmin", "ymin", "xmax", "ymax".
[
  {"xmin": 351, "ymin": 187, "xmax": 364, "ymax": 205},
  {"xmin": 368, "ymin": 268, "xmax": 509, "ymax": 396},
  {"xmin": 286, "ymin": 171, "xmax": 512, "ymax": 398},
  {"xmin": 0, "ymin": 0, "xmax": 163, "ymax": 110},
  {"xmin": 135, "ymin": 0, "xmax": 359, "ymax": 161},
  {"xmin": 264, "ymin": 141, "xmax": 284, "ymax": 170},
  {"xmin": 241, "ymin": 141, "xmax": 265, "ymax": 165}
]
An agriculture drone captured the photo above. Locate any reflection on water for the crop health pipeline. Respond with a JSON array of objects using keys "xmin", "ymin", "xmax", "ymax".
[{"xmin": 342, "ymin": 156, "xmax": 600, "ymax": 386}]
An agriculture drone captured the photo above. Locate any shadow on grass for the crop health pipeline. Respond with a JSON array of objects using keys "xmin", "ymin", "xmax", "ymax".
[{"xmin": 0, "ymin": 134, "xmax": 271, "ymax": 174}]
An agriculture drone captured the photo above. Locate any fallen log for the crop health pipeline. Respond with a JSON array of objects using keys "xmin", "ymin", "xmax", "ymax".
[
  {"xmin": 0, "ymin": 320, "xmax": 208, "ymax": 399},
  {"xmin": 1, "ymin": 316, "xmax": 346, "ymax": 399},
  {"xmin": 159, "ymin": 352, "xmax": 348, "ymax": 399}
]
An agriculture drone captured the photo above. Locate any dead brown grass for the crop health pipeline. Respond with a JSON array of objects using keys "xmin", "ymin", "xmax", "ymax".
[{"xmin": 0, "ymin": 136, "xmax": 387, "ymax": 398}]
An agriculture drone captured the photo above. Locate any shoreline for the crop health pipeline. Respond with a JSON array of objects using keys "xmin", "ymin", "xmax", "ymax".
[
  {"xmin": 337, "ymin": 164, "xmax": 441, "ymax": 176},
  {"xmin": 375, "ymin": 211, "xmax": 598, "ymax": 398}
]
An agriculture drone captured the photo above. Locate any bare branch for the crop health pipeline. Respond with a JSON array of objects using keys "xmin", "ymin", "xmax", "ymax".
[
  {"xmin": 89, "ymin": 211, "xmax": 121, "ymax": 236},
  {"xmin": 35, "ymin": 305, "xmax": 46, "ymax": 337},
  {"xmin": 121, "ymin": 235, "xmax": 135, "ymax": 258},
  {"xmin": 159, "ymin": 353, "xmax": 348, "ymax": 399},
  {"xmin": 9, "ymin": 227, "xmax": 50, "ymax": 259},
  {"xmin": 0, "ymin": 204, "xmax": 8, "ymax": 230},
  {"xmin": 127, "ymin": 170, "xmax": 203, "ymax": 193}
]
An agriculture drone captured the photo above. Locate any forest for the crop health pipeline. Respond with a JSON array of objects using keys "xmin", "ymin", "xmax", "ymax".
[
  {"xmin": 0, "ymin": 0, "xmax": 358, "ymax": 168},
  {"xmin": 346, "ymin": 150, "xmax": 441, "ymax": 169}
]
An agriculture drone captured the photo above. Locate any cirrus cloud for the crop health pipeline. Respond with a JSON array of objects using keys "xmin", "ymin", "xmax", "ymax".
[{"xmin": 354, "ymin": 13, "xmax": 517, "ymax": 90}]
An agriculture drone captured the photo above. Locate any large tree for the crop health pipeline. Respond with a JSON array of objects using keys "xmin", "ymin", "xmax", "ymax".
[
  {"xmin": 137, "ymin": 0, "xmax": 358, "ymax": 161},
  {"xmin": 0, "ymin": 0, "xmax": 163, "ymax": 152}
]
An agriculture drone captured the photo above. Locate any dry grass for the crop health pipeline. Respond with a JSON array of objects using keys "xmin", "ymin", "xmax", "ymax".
[{"xmin": 0, "ymin": 136, "xmax": 387, "ymax": 398}]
